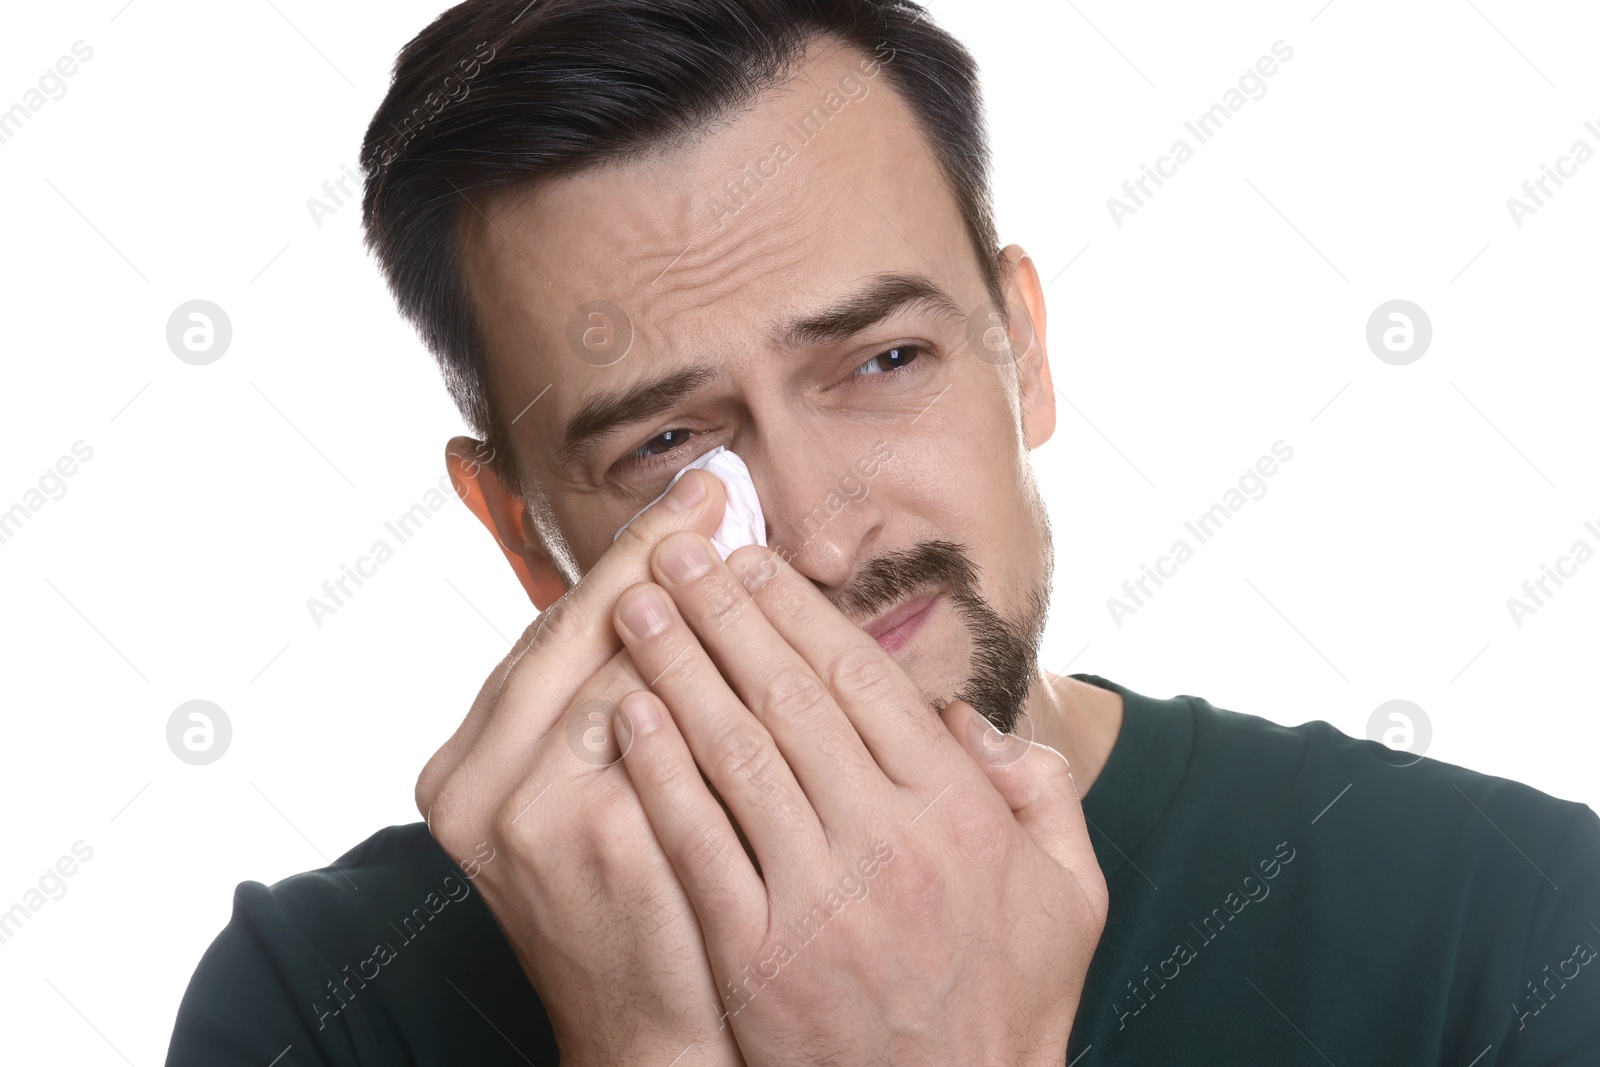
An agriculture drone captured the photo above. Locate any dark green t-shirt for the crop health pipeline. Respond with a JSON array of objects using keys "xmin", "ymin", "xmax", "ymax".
[{"xmin": 165, "ymin": 675, "xmax": 1600, "ymax": 1065}]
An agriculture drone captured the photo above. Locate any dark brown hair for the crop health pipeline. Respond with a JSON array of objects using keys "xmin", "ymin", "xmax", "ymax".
[{"xmin": 360, "ymin": 0, "xmax": 1004, "ymax": 497}]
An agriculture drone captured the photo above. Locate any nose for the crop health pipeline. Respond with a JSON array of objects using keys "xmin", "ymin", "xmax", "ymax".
[{"xmin": 741, "ymin": 440, "xmax": 887, "ymax": 591}]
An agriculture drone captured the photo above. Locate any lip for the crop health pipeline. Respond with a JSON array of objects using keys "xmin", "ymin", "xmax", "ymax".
[{"xmin": 863, "ymin": 591, "xmax": 939, "ymax": 654}]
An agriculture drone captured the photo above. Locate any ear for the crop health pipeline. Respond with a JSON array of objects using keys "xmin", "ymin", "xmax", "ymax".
[
  {"xmin": 444, "ymin": 436, "xmax": 568, "ymax": 610},
  {"xmin": 1000, "ymin": 244, "xmax": 1055, "ymax": 450}
]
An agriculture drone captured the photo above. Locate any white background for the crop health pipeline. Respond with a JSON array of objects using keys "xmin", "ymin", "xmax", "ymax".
[{"xmin": 1, "ymin": 0, "xmax": 1596, "ymax": 1062}]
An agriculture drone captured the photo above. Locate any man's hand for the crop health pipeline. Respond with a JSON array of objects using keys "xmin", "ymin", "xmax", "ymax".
[
  {"xmin": 416, "ymin": 469, "xmax": 746, "ymax": 1067},
  {"xmin": 609, "ymin": 533, "xmax": 1110, "ymax": 1067}
]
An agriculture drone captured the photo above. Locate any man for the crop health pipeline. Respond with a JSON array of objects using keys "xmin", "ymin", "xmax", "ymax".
[{"xmin": 167, "ymin": 1, "xmax": 1600, "ymax": 1064}]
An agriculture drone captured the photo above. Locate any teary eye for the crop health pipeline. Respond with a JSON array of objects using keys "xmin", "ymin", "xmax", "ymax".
[{"xmin": 617, "ymin": 427, "xmax": 695, "ymax": 473}]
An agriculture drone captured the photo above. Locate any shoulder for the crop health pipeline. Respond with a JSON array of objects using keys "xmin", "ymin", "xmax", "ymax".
[
  {"xmin": 219, "ymin": 823, "xmax": 482, "ymax": 960},
  {"xmin": 166, "ymin": 823, "xmax": 544, "ymax": 1066},
  {"xmin": 1180, "ymin": 689, "xmax": 1594, "ymax": 843},
  {"xmin": 246, "ymin": 822, "xmax": 471, "ymax": 923},
  {"xmin": 1184, "ymin": 692, "xmax": 1600, "ymax": 1052},
  {"xmin": 1172, "ymin": 689, "xmax": 1600, "ymax": 928}
]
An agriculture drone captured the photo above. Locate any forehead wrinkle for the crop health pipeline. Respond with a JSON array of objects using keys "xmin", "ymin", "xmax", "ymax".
[
  {"xmin": 625, "ymin": 215, "xmax": 809, "ymax": 337},
  {"xmin": 544, "ymin": 229, "xmax": 813, "ymax": 478}
]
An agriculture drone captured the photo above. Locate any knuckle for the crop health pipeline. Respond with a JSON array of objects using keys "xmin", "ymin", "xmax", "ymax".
[
  {"xmin": 756, "ymin": 571, "xmax": 808, "ymax": 622},
  {"xmin": 877, "ymin": 845, "xmax": 947, "ymax": 926},
  {"xmin": 1028, "ymin": 741, "xmax": 1074, "ymax": 783},
  {"xmin": 730, "ymin": 545, "xmax": 781, "ymax": 593},
  {"xmin": 699, "ymin": 574, "xmax": 746, "ymax": 630},
  {"xmin": 757, "ymin": 668, "xmax": 830, "ymax": 724},
  {"xmin": 488, "ymin": 800, "xmax": 521, "ymax": 848},
  {"xmin": 614, "ymin": 512, "xmax": 666, "ymax": 557},
  {"xmin": 428, "ymin": 780, "xmax": 481, "ymax": 857},
  {"xmin": 533, "ymin": 590, "xmax": 586, "ymax": 644},
  {"xmin": 582, "ymin": 788, "xmax": 645, "ymax": 861},
  {"xmin": 636, "ymin": 737, "xmax": 692, "ymax": 794},
  {"xmin": 492, "ymin": 779, "xmax": 552, "ymax": 849},
  {"xmin": 1083, "ymin": 869, "xmax": 1111, "ymax": 929},
  {"xmin": 708, "ymin": 725, "xmax": 779, "ymax": 792},
  {"xmin": 826, "ymin": 644, "xmax": 896, "ymax": 700},
  {"xmin": 943, "ymin": 782, "xmax": 1014, "ymax": 870},
  {"xmin": 414, "ymin": 750, "xmax": 452, "ymax": 819}
]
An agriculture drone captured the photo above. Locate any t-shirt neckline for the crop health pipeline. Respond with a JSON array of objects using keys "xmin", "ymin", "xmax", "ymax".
[{"xmin": 1067, "ymin": 673, "xmax": 1196, "ymax": 882}]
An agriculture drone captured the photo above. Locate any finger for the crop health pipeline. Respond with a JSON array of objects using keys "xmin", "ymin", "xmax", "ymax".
[
  {"xmin": 939, "ymin": 699, "xmax": 1096, "ymax": 877},
  {"xmin": 416, "ymin": 619, "xmax": 543, "ymax": 818},
  {"xmin": 489, "ymin": 647, "xmax": 653, "ymax": 854},
  {"xmin": 423, "ymin": 469, "xmax": 727, "ymax": 815},
  {"xmin": 617, "ymin": 688, "xmax": 767, "ymax": 956},
  {"xmin": 612, "ymin": 579, "xmax": 828, "ymax": 873},
  {"xmin": 429, "ymin": 641, "xmax": 648, "ymax": 833},
  {"xmin": 419, "ymin": 602, "xmax": 652, "ymax": 810},
  {"xmin": 725, "ymin": 543, "xmax": 972, "ymax": 787},
  {"xmin": 643, "ymin": 531, "xmax": 890, "ymax": 823}
]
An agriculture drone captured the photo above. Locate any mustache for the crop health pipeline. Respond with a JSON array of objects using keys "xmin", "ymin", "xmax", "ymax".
[
  {"xmin": 828, "ymin": 540, "xmax": 979, "ymax": 620},
  {"xmin": 827, "ymin": 537, "xmax": 1045, "ymax": 734}
]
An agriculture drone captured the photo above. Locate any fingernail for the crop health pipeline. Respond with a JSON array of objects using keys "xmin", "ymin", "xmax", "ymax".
[
  {"xmin": 619, "ymin": 586, "xmax": 670, "ymax": 639},
  {"xmin": 664, "ymin": 469, "xmax": 706, "ymax": 510},
  {"xmin": 659, "ymin": 533, "xmax": 712, "ymax": 583},
  {"xmin": 621, "ymin": 690, "xmax": 662, "ymax": 738}
]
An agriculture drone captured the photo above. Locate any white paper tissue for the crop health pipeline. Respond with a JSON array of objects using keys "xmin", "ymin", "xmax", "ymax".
[{"xmin": 612, "ymin": 445, "xmax": 767, "ymax": 559}]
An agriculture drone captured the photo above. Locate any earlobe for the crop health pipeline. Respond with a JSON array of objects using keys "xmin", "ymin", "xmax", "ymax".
[
  {"xmin": 444, "ymin": 436, "xmax": 568, "ymax": 610},
  {"xmin": 1003, "ymin": 246, "xmax": 1056, "ymax": 450}
]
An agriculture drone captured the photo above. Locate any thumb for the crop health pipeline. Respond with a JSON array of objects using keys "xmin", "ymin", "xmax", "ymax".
[{"xmin": 939, "ymin": 699, "xmax": 1091, "ymax": 873}]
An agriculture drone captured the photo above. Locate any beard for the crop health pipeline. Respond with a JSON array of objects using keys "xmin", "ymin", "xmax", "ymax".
[{"xmin": 830, "ymin": 528, "xmax": 1052, "ymax": 735}]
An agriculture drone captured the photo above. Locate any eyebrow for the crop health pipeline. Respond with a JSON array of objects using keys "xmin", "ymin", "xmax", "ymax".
[
  {"xmin": 775, "ymin": 271, "xmax": 966, "ymax": 348},
  {"xmin": 556, "ymin": 364, "xmax": 719, "ymax": 472},
  {"xmin": 555, "ymin": 271, "xmax": 965, "ymax": 470}
]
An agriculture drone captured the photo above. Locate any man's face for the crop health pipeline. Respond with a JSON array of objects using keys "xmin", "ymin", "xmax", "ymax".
[{"xmin": 458, "ymin": 38, "xmax": 1056, "ymax": 730}]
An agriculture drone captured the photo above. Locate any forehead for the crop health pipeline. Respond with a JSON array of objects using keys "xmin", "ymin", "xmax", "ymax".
[{"xmin": 456, "ymin": 37, "xmax": 976, "ymax": 469}]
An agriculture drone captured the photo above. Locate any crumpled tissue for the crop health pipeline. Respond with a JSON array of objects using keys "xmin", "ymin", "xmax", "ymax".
[{"xmin": 612, "ymin": 445, "xmax": 767, "ymax": 559}]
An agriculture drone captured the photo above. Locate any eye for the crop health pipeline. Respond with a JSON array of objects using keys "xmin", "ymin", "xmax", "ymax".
[
  {"xmin": 616, "ymin": 427, "xmax": 696, "ymax": 474},
  {"xmin": 852, "ymin": 344, "xmax": 925, "ymax": 378},
  {"xmin": 612, "ymin": 344, "xmax": 929, "ymax": 477}
]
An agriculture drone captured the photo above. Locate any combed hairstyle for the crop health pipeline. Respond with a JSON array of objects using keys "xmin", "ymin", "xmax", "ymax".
[{"xmin": 360, "ymin": 0, "xmax": 1006, "ymax": 499}]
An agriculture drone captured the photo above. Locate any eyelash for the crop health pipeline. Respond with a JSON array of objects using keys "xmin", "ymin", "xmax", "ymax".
[{"xmin": 614, "ymin": 344, "xmax": 930, "ymax": 474}]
